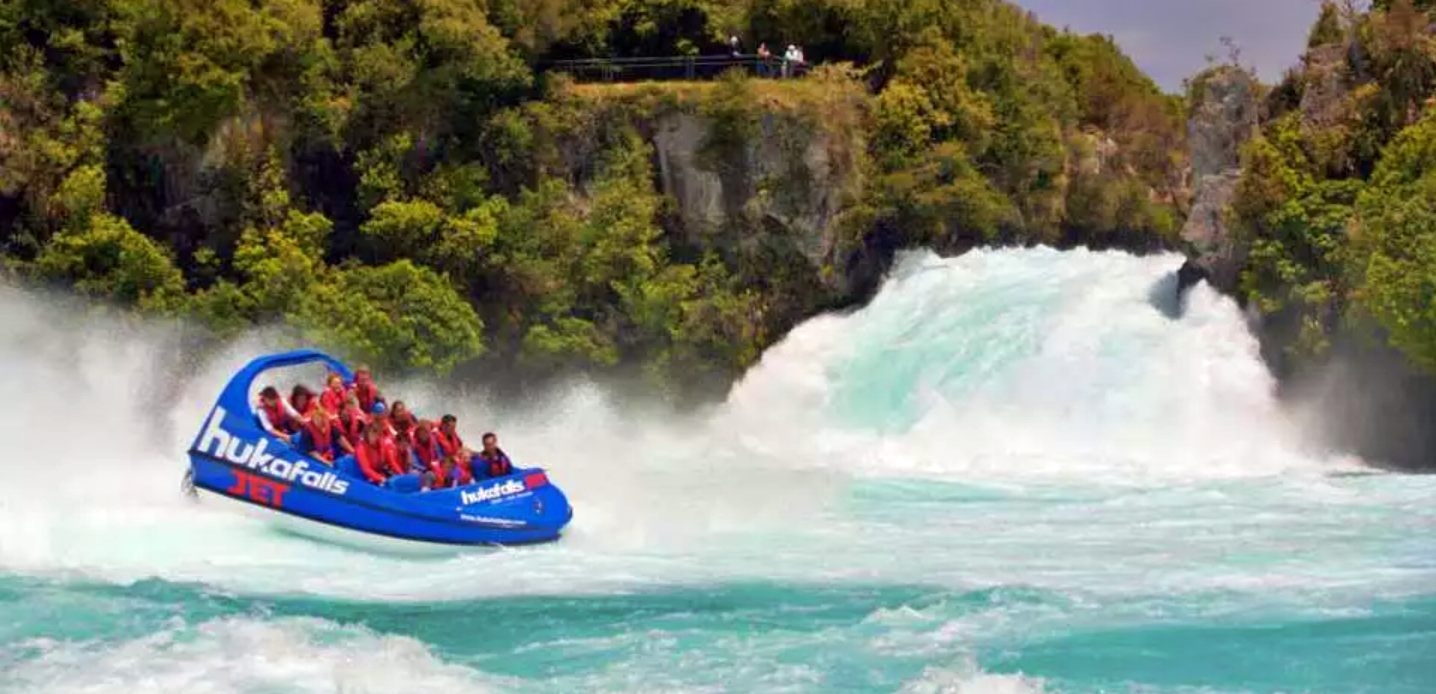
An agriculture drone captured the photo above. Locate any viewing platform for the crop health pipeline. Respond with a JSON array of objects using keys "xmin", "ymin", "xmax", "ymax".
[{"xmin": 544, "ymin": 55, "xmax": 811, "ymax": 82}]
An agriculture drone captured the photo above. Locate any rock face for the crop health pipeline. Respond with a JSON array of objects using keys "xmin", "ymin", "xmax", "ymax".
[
  {"xmin": 651, "ymin": 110, "xmax": 855, "ymax": 287},
  {"xmin": 1179, "ymin": 67, "xmax": 1260, "ymax": 295}
]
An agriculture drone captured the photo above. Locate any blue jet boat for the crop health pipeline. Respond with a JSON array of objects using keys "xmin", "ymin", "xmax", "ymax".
[{"xmin": 185, "ymin": 350, "xmax": 573, "ymax": 547}]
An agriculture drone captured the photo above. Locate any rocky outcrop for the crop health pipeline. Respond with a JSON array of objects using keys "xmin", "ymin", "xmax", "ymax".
[
  {"xmin": 651, "ymin": 110, "xmax": 851, "ymax": 277},
  {"xmin": 553, "ymin": 81, "xmax": 868, "ymax": 300},
  {"xmin": 1179, "ymin": 66, "xmax": 1260, "ymax": 295}
]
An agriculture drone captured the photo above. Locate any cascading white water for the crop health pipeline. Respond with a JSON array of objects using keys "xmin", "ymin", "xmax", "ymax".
[
  {"xmin": 1, "ymin": 248, "xmax": 1430, "ymax": 694},
  {"xmin": 722, "ymin": 248, "xmax": 1338, "ymax": 481}
]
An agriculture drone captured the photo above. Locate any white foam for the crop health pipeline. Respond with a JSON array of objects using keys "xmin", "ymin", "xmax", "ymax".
[
  {"xmin": 3, "ymin": 616, "xmax": 503, "ymax": 694},
  {"xmin": 897, "ymin": 662, "xmax": 1046, "ymax": 694},
  {"xmin": 721, "ymin": 248, "xmax": 1346, "ymax": 482}
]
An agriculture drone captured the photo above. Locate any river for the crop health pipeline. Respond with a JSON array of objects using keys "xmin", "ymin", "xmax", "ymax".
[{"xmin": 1, "ymin": 248, "xmax": 1431, "ymax": 693}]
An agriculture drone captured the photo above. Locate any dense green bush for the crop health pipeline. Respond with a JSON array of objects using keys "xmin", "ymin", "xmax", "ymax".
[{"xmin": 1225, "ymin": 0, "xmax": 1436, "ymax": 372}]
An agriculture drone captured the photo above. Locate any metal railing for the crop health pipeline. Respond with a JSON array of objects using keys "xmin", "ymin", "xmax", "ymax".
[{"xmin": 544, "ymin": 55, "xmax": 811, "ymax": 82}]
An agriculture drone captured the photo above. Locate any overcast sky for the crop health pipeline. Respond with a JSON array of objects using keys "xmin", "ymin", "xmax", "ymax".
[{"xmin": 1013, "ymin": 0, "xmax": 1324, "ymax": 91}]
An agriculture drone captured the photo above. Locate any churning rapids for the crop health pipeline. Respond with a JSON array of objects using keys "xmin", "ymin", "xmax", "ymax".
[{"xmin": 1, "ymin": 248, "xmax": 1433, "ymax": 693}]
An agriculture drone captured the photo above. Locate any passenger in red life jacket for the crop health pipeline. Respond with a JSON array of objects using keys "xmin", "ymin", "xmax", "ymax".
[
  {"xmin": 370, "ymin": 402, "xmax": 398, "ymax": 440},
  {"xmin": 338, "ymin": 396, "xmax": 368, "ymax": 447},
  {"xmin": 390, "ymin": 401, "xmax": 414, "ymax": 431},
  {"xmin": 435, "ymin": 414, "xmax": 472, "ymax": 478},
  {"xmin": 424, "ymin": 455, "xmax": 471, "ymax": 490},
  {"xmin": 394, "ymin": 418, "xmax": 414, "ymax": 451},
  {"xmin": 319, "ymin": 372, "xmax": 346, "ymax": 415},
  {"xmin": 290, "ymin": 385, "xmax": 317, "ymax": 422},
  {"xmin": 255, "ymin": 386, "xmax": 300, "ymax": 443},
  {"xmin": 298, "ymin": 407, "xmax": 352, "ymax": 464},
  {"xmin": 355, "ymin": 422, "xmax": 403, "ymax": 484},
  {"xmin": 435, "ymin": 414, "xmax": 465, "ymax": 458},
  {"xmin": 411, "ymin": 420, "xmax": 444, "ymax": 479},
  {"xmin": 350, "ymin": 369, "xmax": 382, "ymax": 414},
  {"xmin": 445, "ymin": 455, "xmax": 472, "ymax": 486},
  {"xmin": 475, "ymin": 432, "xmax": 513, "ymax": 478}
]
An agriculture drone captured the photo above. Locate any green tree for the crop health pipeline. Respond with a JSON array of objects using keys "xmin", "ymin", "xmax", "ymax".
[
  {"xmin": 33, "ymin": 213, "xmax": 185, "ymax": 309},
  {"xmin": 303, "ymin": 260, "xmax": 486, "ymax": 374},
  {"xmin": 1354, "ymin": 113, "xmax": 1436, "ymax": 371}
]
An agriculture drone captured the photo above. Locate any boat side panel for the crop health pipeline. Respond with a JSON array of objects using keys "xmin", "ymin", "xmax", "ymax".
[{"xmin": 189, "ymin": 455, "xmax": 566, "ymax": 545}]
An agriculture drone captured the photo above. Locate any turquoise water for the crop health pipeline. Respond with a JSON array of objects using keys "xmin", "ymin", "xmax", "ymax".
[{"xmin": 2, "ymin": 249, "xmax": 1433, "ymax": 693}]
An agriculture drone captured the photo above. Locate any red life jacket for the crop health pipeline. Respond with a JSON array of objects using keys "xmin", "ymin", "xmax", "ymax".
[
  {"xmin": 259, "ymin": 400, "xmax": 290, "ymax": 433},
  {"xmin": 412, "ymin": 435, "xmax": 442, "ymax": 467},
  {"xmin": 340, "ymin": 411, "xmax": 367, "ymax": 445},
  {"xmin": 478, "ymin": 449, "xmax": 512, "ymax": 478},
  {"xmin": 434, "ymin": 462, "xmax": 472, "ymax": 489},
  {"xmin": 435, "ymin": 429, "xmax": 464, "ymax": 456},
  {"xmin": 352, "ymin": 382, "xmax": 379, "ymax": 413},
  {"xmin": 381, "ymin": 439, "xmax": 406, "ymax": 476},
  {"xmin": 319, "ymin": 388, "xmax": 344, "ymax": 415},
  {"xmin": 306, "ymin": 420, "xmax": 336, "ymax": 462},
  {"xmin": 291, "ymin": 396, "xmax": 316, "ymax": 421},
  {"xmin": 355, "ymin": 440, "xmax": 389, "ymax": 483}
]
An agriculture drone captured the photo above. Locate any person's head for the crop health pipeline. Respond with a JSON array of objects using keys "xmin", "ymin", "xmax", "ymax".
[
  {"xmin": 311, "ymin": 407, "xmax": 329, "ymax": 427},
  {"xmin": 441, "ymin": 455, "xmax": 457, "ymax": 471},
  {"xmin": 415, "ymin": 420, "xmax": 433, "ymax": 440},
  {"xmin": 363, "ymin": 422, "xmax": 383, "ymax": 444},
  {"xmin": 355, "ymin": 368, "xmax": 372, "ymax": 385},
  {"xmin": 481, "ymin": 432, "xmax": 498, "ymax": 453},
  {"xmin": 440, "ymin": 414, "xmax": 457, "ymax": 432},
  {"xmin": 327, "ymin": 372, "xmax": 344, "ymax": 391},
  {"xmin": 260, "ymin": 386, "xmax": 280, "ymax": 404},
  {"xmin": 370, "ymin": 401, "xmax": 386, "ymax": 417},
  {"xmin": 291, "ymin": 385, "xmax": 313, "ymax": 408},
  {"xmin": 391, "ymin": 400, "xmax": 409, "ymax": 420}
]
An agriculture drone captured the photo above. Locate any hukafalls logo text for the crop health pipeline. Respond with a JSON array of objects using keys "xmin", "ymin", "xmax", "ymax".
[
  {"xmin": 196, "ymin": 407, "xmax": 350, "ymax": 495},
  {"xmin": 461, "ymin": 479, "xmax": 526, "ymax": 505}
]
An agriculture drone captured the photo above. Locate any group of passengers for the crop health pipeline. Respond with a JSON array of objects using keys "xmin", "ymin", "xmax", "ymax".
[{"xmin": 254, "ymin": 369, "xmax": 513, "ymax": 491}]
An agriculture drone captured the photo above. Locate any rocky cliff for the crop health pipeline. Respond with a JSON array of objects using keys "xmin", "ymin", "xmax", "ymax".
[
  {"xmin": 530, "ymin": 76, "xmax": 870, "ymax": 304},
  {"xmin": 1178, "ymin": 66, "xmax": 1260, "ymax": 295},
  {"xmin": 649, "ymin": 105, "xmax": 860, "ymax": 290}
]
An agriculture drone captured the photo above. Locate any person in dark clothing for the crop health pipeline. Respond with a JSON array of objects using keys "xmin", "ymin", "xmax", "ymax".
[
  {"xmin": 475, "ymin": 432, "xmax": 513, "ymax": 478},
  {"xmin": 290, "ymin": 385, "xmax": 317, "ymax": 422}
]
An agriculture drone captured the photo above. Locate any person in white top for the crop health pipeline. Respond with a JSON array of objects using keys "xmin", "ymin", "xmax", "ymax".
[{"xmin": 254, "ymin": 385, "xmax": 302, "ymax": 443}]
